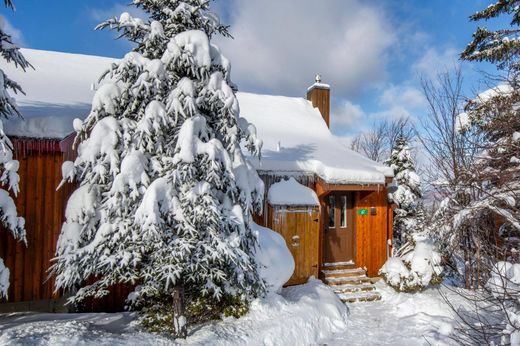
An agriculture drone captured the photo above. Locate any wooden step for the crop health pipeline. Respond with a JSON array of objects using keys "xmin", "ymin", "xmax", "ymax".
[
  {"xmin": 324, "ymin": 275, "xmax": 371, "ymax": 286},
  {"xmin": 331, "ymin": 282, "xmax": 376, "ymax": 294},
  {"xmin": 338, "ymin": 291, "xmax": 382, "ymax": 303},
  {"xmin": 321, "ymin": 268, "xmax": 366, "ymax": 278},
  {"xmin": 322, "ymin": 261, "xmax": 356, "ymax": 271}
]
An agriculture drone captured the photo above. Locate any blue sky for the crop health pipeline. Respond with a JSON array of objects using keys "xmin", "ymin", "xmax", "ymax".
[{"xmin": 2, "ymin": 0, "xmax": 510, "ymax": 138}]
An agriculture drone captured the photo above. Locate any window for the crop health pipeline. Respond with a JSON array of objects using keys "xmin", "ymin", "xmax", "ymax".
[
  {"xmin": 340, "ymin": 195, "xmax": 347, "ymax": 228},
  {"xmin": 328, "ymin": 195, "xmax": 335, "ymax": 228}
]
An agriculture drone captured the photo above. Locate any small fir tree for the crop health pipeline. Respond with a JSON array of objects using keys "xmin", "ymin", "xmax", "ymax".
[
  {"xmin": 386, "ymin": 135, "xmax": 422, "ymax": 249},
  {"xmin": 380, "ymin": 135, "xmax": 442, "ymax": 292},
  {"xmin": 51, "ymin": 0, "xmax": 265, "ymax": 336},
  {"xmin": 0, "ymin": 0, "xmax": 28, "ymax": 297}
]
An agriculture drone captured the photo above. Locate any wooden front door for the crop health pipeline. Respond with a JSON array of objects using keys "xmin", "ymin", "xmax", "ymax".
[
  {"xmin": 271, "ymin": 207, "xmax": 320, "ymax": 286},
  {"xmin": 323, "ymin": 192, "xmax": 355, "ymax": 264}
]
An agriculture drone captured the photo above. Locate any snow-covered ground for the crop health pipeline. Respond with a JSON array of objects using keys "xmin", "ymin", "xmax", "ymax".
[
  {"xmin": 0, "ymin": 280, "xmax": 467, "ymax": 346},
  {"xmin": 323, "ymin": 281, "xmax": 466, "ymax": 346}
]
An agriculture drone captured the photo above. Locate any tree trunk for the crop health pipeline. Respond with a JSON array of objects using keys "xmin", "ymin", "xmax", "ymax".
[{"xmin": 173, "ymin": 284, "xmax": 187, "ymax": 338}]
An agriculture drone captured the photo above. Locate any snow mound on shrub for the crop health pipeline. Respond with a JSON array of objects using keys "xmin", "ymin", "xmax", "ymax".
[
  {"xmin": 380, "ymin": 240, "xmax": 442, "ymax": 291},
  {"xmin": 252, "ymin": 222, "xmax": 294, "ymax": 293},
  {"xmin": 380, "ymin": 257, "xmax": 409, "ymax": 287},
  {"xmin": 186, "ymin": 278, "xmax": 349, "ymax": 345}
]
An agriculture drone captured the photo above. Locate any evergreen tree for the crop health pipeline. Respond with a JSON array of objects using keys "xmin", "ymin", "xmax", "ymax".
[
  {"xmin": 0, "ymin": 0, "xmax": 28, "ymax": 297},
  {"xmin": 386, "ymin": 135, "xmax": 422, "ymax": 249},
  {"xmin": 51, "ymin": 0, "xmax": 265, "ymax": 336}
]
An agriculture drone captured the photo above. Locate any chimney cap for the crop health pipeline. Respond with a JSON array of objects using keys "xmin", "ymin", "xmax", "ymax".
[{"xmin": 307, "ymin": 74, "xmax": 330, "ymax": 92}]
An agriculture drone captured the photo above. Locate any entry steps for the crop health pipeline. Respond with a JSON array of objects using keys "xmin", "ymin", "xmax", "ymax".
[{"xmin": 322, "ymin": 263, "xmax": 381, "ymax": 303}]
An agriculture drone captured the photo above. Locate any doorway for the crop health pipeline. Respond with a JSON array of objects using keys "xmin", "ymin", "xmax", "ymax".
[{"xmin": 323, "ymin": 192, "xmax": 355, "ymax": 264}]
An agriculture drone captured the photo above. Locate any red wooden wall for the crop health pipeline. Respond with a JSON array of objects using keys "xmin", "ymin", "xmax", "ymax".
[
  {"xmin": 0, "ymin": 140, "xmax": 72, "ymax": 303},
  {"xmin": 0, "ymin": 137, "xmax": 130, "ymax": 312}
]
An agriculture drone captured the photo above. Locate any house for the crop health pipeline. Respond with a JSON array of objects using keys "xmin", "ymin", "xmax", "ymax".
[{"xmin": 0, "ymin": 49, "xmax": 393, "ymax": 311}]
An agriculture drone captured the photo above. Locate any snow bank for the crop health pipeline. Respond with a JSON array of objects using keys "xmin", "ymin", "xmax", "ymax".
[
  {"xmin": 186, "ymin": 278, "xmax": 349, "ymax": 345},
  {"xmin": 0, "ymin": 280, "xmax": 348, "ymax": 345},
  {"xmin": 380, "ymin": 257, "xmax": 409, "ymax": 287},
  {"xmin": 252, "ymin": 222, "xmax": 294, "ymax": 293},
  {"xmin": 2, "ymin": 282, "xmax": 477, "ymax": 346},
  {"xmin": 267, "ymin": 177, "xmax": 319, "ymax": 206},
  {"xmin": 380, "ymin": 240, "xmax": 442, "ymax": 291}
]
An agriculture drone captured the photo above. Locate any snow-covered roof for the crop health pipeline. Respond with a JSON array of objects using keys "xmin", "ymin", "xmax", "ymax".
[
  {"xmin": 240, "ymin": 93, "xmax": 393, "ymax": 184},
  {"xmin": 4, "ymin": 48, "xmax": 392, "ymax": 184},
  {"xmin": 2, "ymin": 49, "xmax": 115, "ymax": 139},
  {"xmin": 268, "ymin": 178, "xmax": 319, "ymax": 206}
]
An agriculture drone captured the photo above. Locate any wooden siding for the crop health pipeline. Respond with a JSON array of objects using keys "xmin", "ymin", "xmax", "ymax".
[
  {"xmin": 0, "ymin": 148, "xmax": 73, "ymax": 303},
  {"xmin": 268, "ymin": 206, "xmax": 320, "ymax": 286},
  {"xmin": 355, "ymin": 189, "xmax": 391, "ymax": 277},
  {"xmin": 0, "ymin": 138, "xmax": 129, "ymax": 312}
]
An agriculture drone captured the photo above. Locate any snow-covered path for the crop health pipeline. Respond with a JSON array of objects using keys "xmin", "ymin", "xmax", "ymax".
[
  {"xmin": 322, "ymin": 282, "xmax": 463, "ymax": 346},
  {"xmin": 0, "ymin": 281, "xmax": 469, "ymax": 346}
]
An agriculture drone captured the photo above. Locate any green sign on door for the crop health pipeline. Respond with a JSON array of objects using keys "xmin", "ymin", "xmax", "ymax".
[{"xmin": 358, "ymin": 208, "xmax": 369, "ymax": 216}]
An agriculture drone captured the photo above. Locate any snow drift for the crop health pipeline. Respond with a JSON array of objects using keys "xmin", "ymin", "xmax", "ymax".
[{"xmin": 252, "ymin": 222, "xmax": 294, "ymax": 293}]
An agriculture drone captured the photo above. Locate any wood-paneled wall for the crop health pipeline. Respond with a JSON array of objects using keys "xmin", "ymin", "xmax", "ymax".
[
  {"xmin": 0, "ymin": 149, "xmax": 73, "ymax": 303},
  {"xmin": 0, "ymin": 138, "xmax": 131, "ymax": 312}
]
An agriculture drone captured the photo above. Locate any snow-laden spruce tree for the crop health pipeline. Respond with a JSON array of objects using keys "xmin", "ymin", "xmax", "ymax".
[
  {"xmin": 386, "ymin": 135, "xmax": 422, "ymax": 249},
  {"xmin": 380, "ymin": 135, "xmax": 442, "ymax": 292},
  {"xmin": 0, "ymin": 0, "xmax": 28, "ymax": 298},
  {"xmin": 51, "ymin": 0, "xmax": 265, "ymax": 336}
]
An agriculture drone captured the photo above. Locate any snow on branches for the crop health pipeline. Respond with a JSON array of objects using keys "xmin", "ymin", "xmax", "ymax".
[
  {"xmin": 386, "ymin": 135, "xmax": 423, "ymax": 248},
  {"xmin": 0, "ymin": 0, "xmax": 27, "ymax": 298},
  {"xmin": 51, "ymin": 1, "xmax": 265, "ymax": 329}
]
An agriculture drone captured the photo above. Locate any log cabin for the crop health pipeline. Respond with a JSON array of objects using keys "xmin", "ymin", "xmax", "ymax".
[{"xmin": 0, "ymin": 49, "xmax": 394, "ymax": 311}]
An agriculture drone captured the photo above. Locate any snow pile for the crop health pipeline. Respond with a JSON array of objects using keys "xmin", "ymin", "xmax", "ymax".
[
  {"xmin": 0, "ymin": 280, "xmax": 349, "ymax": 345},
  {"xmin": 380, "ymin": 239, "xmax": 442, "ymax": 292},
  {"xmin": 252, "ymin": 222, "xmax": 294, "ymax": 293},
  {"xmin": 486, "ymin": 262, "xmax": 520, "ymax": 344},
  {"xmin": 186, "ymin": 278, "xmax": 349, "ymax": 345},
  {"xmin": 379, "ymin": 257, "xmax": 409, "ymax": 287},
  {"xmin": 267, "ymin": 177, "xmax": 319, "ymax": 206}
]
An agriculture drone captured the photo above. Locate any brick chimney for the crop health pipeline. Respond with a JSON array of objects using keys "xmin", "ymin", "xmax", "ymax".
[{"xmin": 306, "ymin": 74, "xmax": 330, "ymax": 127}]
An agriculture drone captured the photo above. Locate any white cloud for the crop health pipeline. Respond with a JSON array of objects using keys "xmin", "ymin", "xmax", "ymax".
[
  {"xmin": 214, "ymin": 0, "xmax": 395, "ymax": 97},
  {"xmin": 412, "ymin": 47, "xmax": 459, "ymax": 80},
  {"xmin": 371, "ymin": 105, "xmax": 412, "ymax": 122},
  {"xmin": 331, "ymin": 100, "xmax": 366, "ymax": 134},
  {"xmin": 379, "ymin": 84, "xmax": 426, "ymax": 110},
  {"xmin": 0, "ymin": 16, "xmax": 25, "ymax": 46}
]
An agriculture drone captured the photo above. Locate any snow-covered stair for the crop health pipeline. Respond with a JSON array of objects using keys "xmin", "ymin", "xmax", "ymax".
[{"xmin": 322, "ymin": 263, "xmax": 381, "ymax": 303}]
